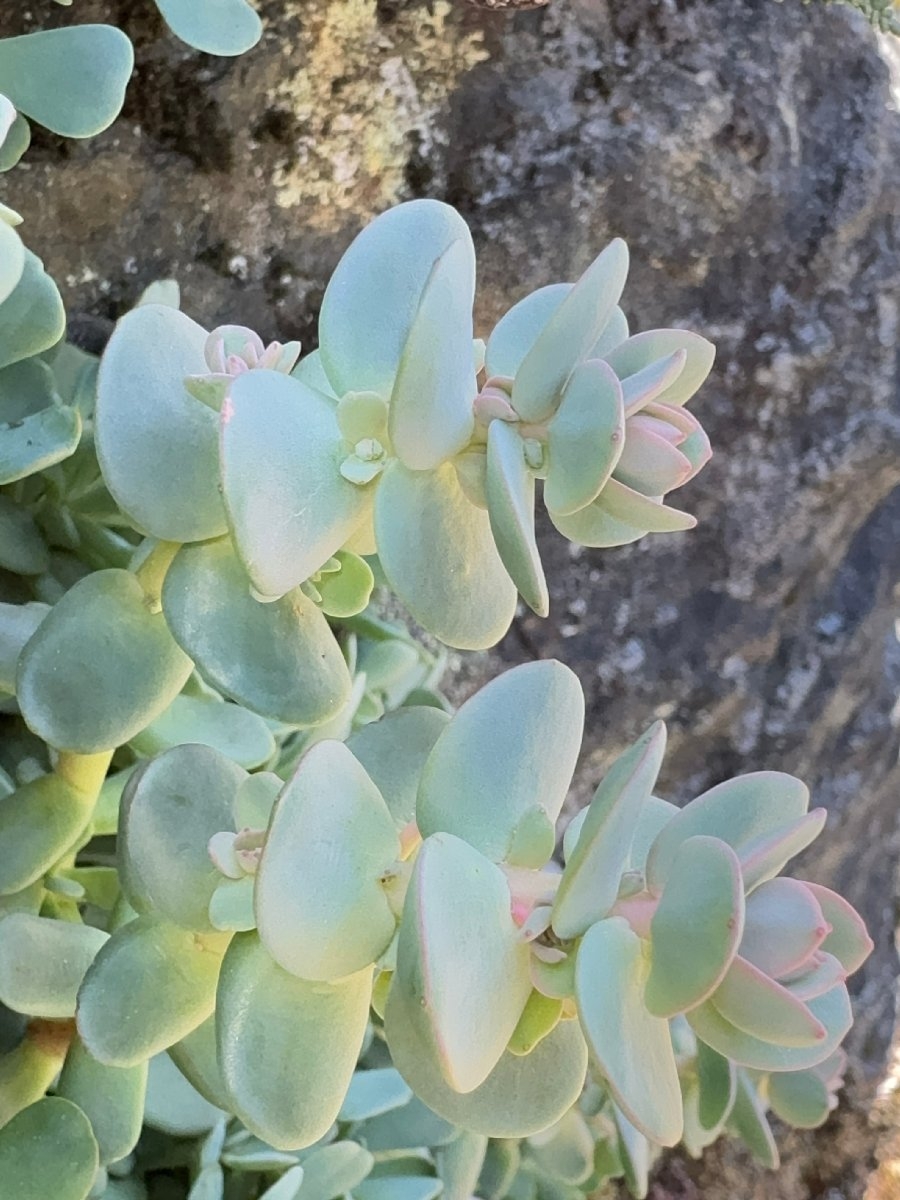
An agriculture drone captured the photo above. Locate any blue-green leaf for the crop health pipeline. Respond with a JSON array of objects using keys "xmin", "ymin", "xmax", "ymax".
[
  {"xmin": 544, "ymin": 358, "xmax": 625, "ymax": 517},
  {"xmin": 485, "ymin": 419, "xmax": 547, "ymax": 616},
  {"xmin": 155, "ymin": 0, "xmax": 263, "ymax": 55},
  {"xmin": 0, "ymin": 251, "xmax": 65, "ymax": 371}
]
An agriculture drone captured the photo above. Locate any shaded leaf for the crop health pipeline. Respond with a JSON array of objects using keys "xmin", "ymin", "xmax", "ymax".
[
  {"xmin": 485, "ymin": 419, "xmax": 547, "ymax": 615},
  {"xmin": 0, "ymin": 1097, "xmax": 98, "ymax": 1200},
  {"xmin": 544, "ymin": 358, "xmax": 625, "ymax": 516},
  {"xmin": 56, "ymin": 1037, "xmax": 147, "ymax": 1164}
]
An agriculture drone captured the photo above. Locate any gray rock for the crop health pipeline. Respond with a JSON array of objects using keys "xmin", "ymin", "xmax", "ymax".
[{"xmin": 4, "ymin": 0, "xmax": 899, "ymax": 1193}]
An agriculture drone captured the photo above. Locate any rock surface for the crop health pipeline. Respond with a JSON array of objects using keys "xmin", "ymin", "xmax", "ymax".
[{"xmin": 4, "ymin": 0, "xmax": 900, "ymax": 1194}]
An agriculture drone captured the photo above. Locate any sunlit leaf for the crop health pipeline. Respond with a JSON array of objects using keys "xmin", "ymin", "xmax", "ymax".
[
  {"xmin": 56, "ymin": 1037, "xmax": 147, "ymax": 1164},
  {"xmin": 0, "ymin": 1097, "xmax": 98, "ymax": 1200},
  {"xmin": 574, "ymin": 918, "xmax": 682, "ymax": 1146},
  {"xmin": 604, "ymin": 330, "xmax": 715, "ymax": 408},
  {"xmin": 347, "ymin": 706, "xmax": 450, "ymax": 830},
  {"xmin": 0, "ymin": 913, "xmax": 107, "ymax": 1018},
  {"xmin": 418, "ymin": 660, "xmax": 583, "ymax": 868},
  {"xmin": 155, "ymin": 0, "xmax": 262, "ymax": 54},
  {"xmin": 485, "ymin": 419, "xmax": 547, "ymax": 616},
  {"xmin": 0, "ymin": 250, "xmax": 65, "ymax": 371},
  {"xmin": 544, "ymin": 359, "xmax": 625, "ymax": 517},
  {"xmin": 217, "ymin": 933, "xmax": 371, "ymax": 1149}
]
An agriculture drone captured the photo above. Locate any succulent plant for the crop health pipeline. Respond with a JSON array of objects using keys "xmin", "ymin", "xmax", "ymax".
[{"xmin": 153, "ymin": 0, "xmax": 263, "ymax": 56}]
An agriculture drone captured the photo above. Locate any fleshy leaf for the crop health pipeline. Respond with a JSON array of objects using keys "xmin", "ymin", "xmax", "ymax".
[
  {"xmin": 0, "ymin": 26, "xmax": 133, "ymax": 137},
  {"xmin": 168, "ymin": 1016, "xmax": 229, "ymax": 1111},
  {"xmin": 17, "ymin": 568, "xmax": 193, "ymax": 753},
  {"xmin": 507, "ymin": 990, "xmax": 564, "ymax": 1056},
  {"xmin": 288, "ymin": 1142, "xmax": 372, "ymax": 1199},
  {"xmin": 552, "ymin": 722, "xmax": 665, "ymax": 940},
  {"xmin": 319, "ymin": 199, "xmax": 474, "ymax": 400},
  {"xmin": 0, "ymin": 914, "xmax": 108, "ymax": 1018},
  {"xmin": 513, "ymin": 240, "xmax": 630, "ymax": 422},
  {"xmin": 217, "ymin": 932, "xmax": 371, "ymax": 1150},
  {"xmin": 347, "ymin": 706, "xmax": 450, "ymax": 830},
  {"xmin": 0, "ymin": 402, "xmax": 81, "ymax": 485},
  {"xmin": 374, "ymin": 460, "xmax": 517, "ymax": 650},
  {"xmin": 144, "ymin": 1050, "xmax": 226, "ymax": 1135},
  {"xmin": 740, "ymin": 878, "xmax": 829, "ymax": 978},
  {"xmin": 0, "ymin": 773, "xmax": 96, "ymax": 895},
  {"xmin": 155, "ymin": 0, "xmax": 263, "ymax": 54},
  {"xmin": 527, "ymin": 1110, "xmax": 594, "ymax": 1186},
  {"xmin": 96, "ymin": 304, "xmax": 227, "ymax": 542},
  {"xmin": 315, "ymin": 551, "xmax": 374, "ymax": 619},
  {"xmin": 696, "ymin": 1041, "xmax": 737, "ymax": 1132},
  {"xmin": 338, "ymin": 1068, "xmax": 412, "ymax": 1122},
  {"xmin": 385, "ymin": 979, "xmax": 588, "ymax": 1137},
  {"xmin": 802, "ymin": 882, "xmax": 873, "ymax": 974},
  {"xmin": 0, "ymin": 250, "xmax": 66, "ymax": 371},
  {"xmin": 550, "ymin": 477, "xmax": 695, "ymax": 548},
  {"xmin": 544, "ymin": 359, "xmax": 625, "ymax": 516},
  {"xmin": 726, "ymin": 1071, "xmax": 778, "ymax": 1168},
  {"xmin": 688, "ymin": 984, "xmax": 851, "ymax": 1072},
  {"xmin": 418, "ymin": 660, "xmax": 583, "ymax": 867},
  {"xmin": 485, "ymin": 419, "xmax": 547, "ymax": 615},
  {"xmin": 645, "ymin": 772, "xmax": 810, "ymax": 893},
  {"xmin": 436, "ymin": 1131, "xmax": 489, "ymax": 1198},
  {"xmin": 0, "ymin": 496, "xmax": 48, "ymax": 575},
  {"xmin": 604, "ymin": 330, "xmax": 716, "ymax": 408},
  {"xmin": 645, "ymin": 835, "xmax": 744, "ymax": 1018},
  {"xmin": 255, "ymin": 741, "xmax": 399, "ymax": 981},
  {"xmin": 355, "ymin": 1178, "xmax": 443, "ymax": 1200},
  {"xmin": 766, "ymin": 1069, "xmax": 832, "ymax": 1129},
  {"xmin": 0, "ymin": 221, "xmax": 24, "ymax": 306},
  {"xmin": 393, "ymin": 833, "xmax": 532, "ymax": 1092},
  {"xmin": 738, "ymin": 809, "xmax": 828, "ymax": 891},
  {"xmin": 575, "ymin": 918, "xmax": 682, "ymax": 1145},
  {"xmin": 120, "ymin": 744, "xmax": 245, "ymax": 932},
  {"xmin": 77, "ymin": 917, "xmax": 228, "ymax": 1066},
  {"xmin": 710, "ymin": 956, "xmax": 828, "ymax": 1047},
  {"xmin": 0, "ymin": 1097, "xmax": 98, "ymax": 1200},
  {"xmin": 389, "ymin": 235, "xmax": 476, "ymax": 470},
  {"xmin": 131, "ymin": 692, "xmax": 276, "ymax": 769},
  {"xmin": 485, "ymin": 285, "xmax": 570, "ymax": 379},
  {"xmin": 221, "ymin": 369, "xmax": 369, "ymax": 597},
  {"xmin": 163, "ymin": 538, "xmax": 351, "ymax": 726},
  {"xmin": 56, "ymin": 1038, "xmax": 147, "ymax": 1164}
]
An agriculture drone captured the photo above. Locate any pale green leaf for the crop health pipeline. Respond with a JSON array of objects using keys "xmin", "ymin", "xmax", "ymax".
[
  {"xmin": 436, "ymin": 1130, "xmax": 488, "ymax": 1198},
  {"xmin": 766, "ymin": 1069, "xmax": 831, "ymax": 1129},
  {"xmin": 725, "ymin": 1071, "xmax": 778, "ymax": 1168},
  {"xmin": 645, "ymin": 836, "xmax": 744, "ymax": 1018},
  {"xmin": 0, "ymin": 251, "xmax": 65, "ymax": 371},
  {"xmin": 347, "ymin": 706, "xmax": 450, "ymax": 830},
  {"xmin": 217, "ymin": 932, "xmax": 371, "ymax": 1150},
  {"xmin": 393, "ymin": 833, "xmax": 532, "ymax": 1093},
  {"xmin": 255, "ymin": 740, "xmax": 399, "ymax": 981},
  {"xmin": 485, "ymin": 285, "xmax": 570, "ymax": 379},
  {"xmin": 56, "ymin": 1037, "xmax": 147, "ymax": 1164},
  {"xmin": 645, "ymin": 772, "xmax": 810, "ymax": 893},
  {"xmin": 77, "ymin": 917, "xmax": 227, "ymax": 1066},
  {"xmin": 0, "ymin": 220, "xmax": 24, "ymax": 306},
  {"xmin": 803, "ymin": 882, "xmax": 873, "ymax": 974},
  {"xmin": 168, "ymin": 1016, "xmax": 230, "ymax": 1110},
  {"xmin": 96, "ymin": 304, "xmax": 226, "ymax": 542},
  {"xmin": 603, "ymin": 330, "xmax": 715, "ymax": 408},
  {"xmin": 552, "ymin": 722, "xmax": 665, "ymax": 940},
  {"xmin": 221, "ymin": 369, "xmax": 369, "ymax": 597},
  {"xmin": 374, "ymin": 460, "xmax": 517, "ymax": 651},
  {"xmin": 385, "ymin": 979, "xmax": 588, "ymax": 1138},
  {"xmin": 544, "ymin": 359, "xmax": 625, "ymax": 517},
  {"xmin": 144, "ymin": 1051, "xmax": 226, "ymax": 1136},
  {"xmin": 485, "ymin": 419, "xmax": 547, "ymax": 615},
  {"xmin": 319, "ymin": 199, "xmax": 474, "ymax": 400},
  {"xmin": 163, "ymin": 538, "xmax": 351, "ymax": 726},
  {"xmin": 389, "ymin": 235, "xmax": 475, "ymax": 470},
  {"xmin": 0, "ymin": 1097, "xmax": 98, "ymax": 1200},
  {"xmin": 0, "ymin": 913, "xmax": 107, "ymax": 1018},
  {"xmin": 418, "ymin": 660, "xmax": 583, "ymax": 867},
  {"xmin": 739, "ymin": 878, "xmax": 830, "ymax": 979},
  {"xmin": 292, "ymin": 1142, "xmax": 373, "ymax": 1199},
  {"xmin": 339, "ymin": 1069, "xmax": 412, "ymax": 1122},
  {"xmin": 574, "ymin": 917, "xmax": 682, "ymax": 1146},
  {"xmin": 710, "ymin": 956, "xmax": 828, "ymax": 1047},
  {"xmin": 120, "ymin": 744, "xmax": 245, "ymax": 931},
  {"xmin": 0, "ymin": 773, "xmax": 95, "ymax": 895},
  {"xmin": 512, "ymin": 240, "xmax": 629, "ymax": 422},
  {"xmin": 17, "ymin": 568, "xmax": 193, "ymax": 753},
  {"xmin": 0, "ymin": 26, "xmax": 132, "ymax": 137},
  {"xmin": 0, "ymin": 496, "xmax": 48, "ymax": 575},
  {"xmin": 0, "ymin": 401, "xmax": 81, "ymax": 484},
  {"xmin": 131, "ymin": 693, "xmax": 275, "ymax": 769},
  {"xmin": 155, "ymin": 0, "xmax": 262, "ymax": 54}
]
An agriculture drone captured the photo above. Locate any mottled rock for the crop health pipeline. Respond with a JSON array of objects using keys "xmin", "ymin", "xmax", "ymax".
[{"xmin": 3, "ymin": 0, "xmax": 900, "ymax": 1194}]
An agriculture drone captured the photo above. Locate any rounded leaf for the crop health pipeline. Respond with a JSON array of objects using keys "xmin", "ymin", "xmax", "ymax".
[
  {"xmin": 96, "ymin": 304, "xmax": 226, "ymax": 543},
  {"xmin": 0, "ymin": 250, "xmax": 66, "ymax": 370},
  {"xmin": 418, "ymin": 660, "xmax": 584, "ymax": 867},
  {"xmin": 485, "ymin": 285, "xmax": 570, "ymax": 380},
  {"xmin": 155, "ymin": 0, "xmax": 263, "ymax": 54},
  {"xmin": 319, "ymin": 199, "xmax": 474, "ymax": 400},
  {"xmin": 766, "ymin": 1069, "xmax": 831, "ymax": 1129},
  {"xmin": 544, "ymin": 359, "xmax": 625, "ymax": 516},
  {"xmin": 710, "ymin": 956, "xmax": 828, "ymax": 1047},
  {"xmin": 0, "ymin": 773, "xmax": 95, "ymax": 895},
  {"xmin": 255, "ymin": 741, "xmax": 399, "ymax": 981},
  {"xmin": 120, "ymin": 744, "xmax": 246, "ymax": 931},
  {"xmin": 385, "ymin": 980, "xmax": 588, "ymax": 1138},
  {"xmin": 0, "ymin": 914, "xmax": 108, "ymax": 1018},
  {"xmin": 163, "ymin": 538, "xmax": 351, "ymax": 726},
  {"xmin": 740, "ymin": 878, "xmax": 829, "ymax": 979},
  {"xmin": 604, "ymin": 330, "xmax": 715, "ymax": 408},
  {"xmin": 0, "ymin": 221, "xmax": 24, "ymax": 306},
  {"xmin": 77, "ymin": 917, "xmax": 227, "ymax": 1066},
  {"xmin": 217, "ymin": 933, "xmax": 371, "ymax": 1150},
  {"xmin": 144, "ymin": 1050, "xmax": 226, "ymax": 1135},
  {"xmin": 130, "ymin": 692, "xmax": 276, "ymax": 769},
  {"xmin": 0, "ymin": 1097, "xmax": 98, "ymax": 1200},
  {"xmin": 803, "ymin": 882, "xmax": 873, "ymax": 975},
  {"xmin": 347, "ymin": 706, "xmax": 450, "ymax": 829},
  {"xmin": 221, "ymin": 370, "xmax": 369, "ymax": 598},
  {"xmin": 0, "ymin": 26, "xmax": 132, "ymax": 137},
  {"xmin": 374, "ymin": 460, "xmax": 517, "ymax": 651},
  {"xmin": 56, "ymin": 1038, "xmax": 148, "ymax": 1164},
  {"xmin": 574, "ymin": 918, "xmax": 682, "ymax": 1146},
  {"xmin": 645, "ymin": 835, "xmax": 744, "ymax": 1018},
  {"xmin": 17, "ymin": 568, "xmax": 193, "ymax": 753},
  {"xmin": 392, "ymin": 833, "xmax": 533, "ymax": 1093}
]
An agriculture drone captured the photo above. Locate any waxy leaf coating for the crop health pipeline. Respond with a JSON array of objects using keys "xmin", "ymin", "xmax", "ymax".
[
  {"xmin": 485, "ymin": 418, "xmax": 548, "ymax": 616},
  {"xmin": 0, "ymin": 914, "xmax": 108, "ymax": 1018},
  {"xmin": 56, "ymin": 1038, "xmax": 148, "ymax": 1165},
  {"xmin": 255, "ymin": 741, "xmax": 399, "ymax": 981},
  {"xmin": 0, "ymin": 1098, "xmax": 98, "ymax": 1200},
  {"xmin": 155, "ymin": 0, "xmax": 263, "ymax": 55}
]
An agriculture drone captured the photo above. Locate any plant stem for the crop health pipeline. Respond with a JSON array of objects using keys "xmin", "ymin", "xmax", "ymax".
[{"xmin": 132, "ymin": 539, "xmax": 181, "ymax": 612}]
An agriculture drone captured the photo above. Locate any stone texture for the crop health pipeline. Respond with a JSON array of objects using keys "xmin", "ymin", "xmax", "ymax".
[{"xmin": 4, "ymin": 0, "xmax": 900, "ymax": 1194}]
